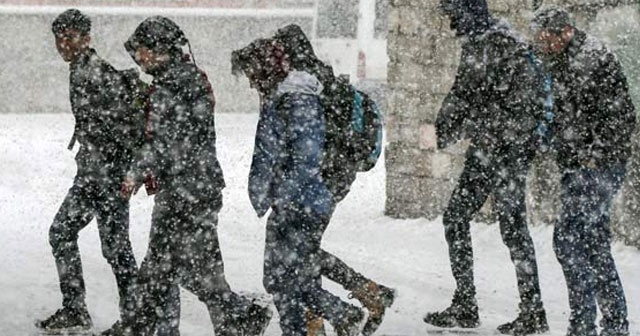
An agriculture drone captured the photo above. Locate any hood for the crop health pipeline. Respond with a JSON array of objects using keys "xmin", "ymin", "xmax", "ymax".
[
  {"xmin": 276, "ymin": 71, "xmax": 324, "ymax": 97},
  {"xmin": 441, "ymin": 0, "xmax": 494, "ymax": 37}
]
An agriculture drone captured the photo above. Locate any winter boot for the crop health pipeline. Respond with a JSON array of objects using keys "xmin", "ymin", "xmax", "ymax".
[
  {"xmin": 305, "ymin": 310, "xmax": 326, "ymax": 336},
  {"xmin": 497, "ymin": 310, "xmax": 549, "ymax": 335},
  {"xmin": 35, "ymin": 307, "xmax": 92, "ymax": 332},
  {"xmin": 348, "ymin": 281, "xmax": 396, "ymax": 336},
  {"xmin": 334, "ymin": 306, "xmax": 365, "ymax": 336},
  {"xmin": 240, "ymin": 302, "xmax": 273, "ymax": 336},
  {"xmin": 100, "ymin": 320, "xmax": 135, "ymax": 336},
  {"xmin": 423, "ymin": 295, "xmax": 479, "ymax": 329}
]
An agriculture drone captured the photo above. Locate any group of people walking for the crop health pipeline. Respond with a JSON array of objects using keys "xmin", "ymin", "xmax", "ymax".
[{"xmin": 36, "ymin": 0, "xmax": 635, "ymax": 336}]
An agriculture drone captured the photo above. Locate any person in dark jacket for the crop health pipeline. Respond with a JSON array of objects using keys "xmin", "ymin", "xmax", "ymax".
[
  {"xmin": 531, "ymin": 6, "xmax": 635, "ymax": 336},
  {"xmin": 37, "ymin": 9, "xmax": 181, "ymax": 335},
  {"xmin": 232, "ymin": 38, "xmax": 366, "ymax": 336},
  {"xmin": 424, "ymin": 0, "xmax": 549, "ymax": 334},
  {"xmin": 117, "ymin": 16, "xmax": 272, "ymax": 336},
  {"xmin": 270, "ymin": 24, "xmax": 395, "ymax": 336}
]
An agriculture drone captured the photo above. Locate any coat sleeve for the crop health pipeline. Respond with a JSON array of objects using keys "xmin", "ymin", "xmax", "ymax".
[
  {"xmin": 592, "ymin": 52, "xmax": 636, "ymax": 165},
  {"xmin": 435, "ymin": 48, "xmax": 475, "ymax": 149}
]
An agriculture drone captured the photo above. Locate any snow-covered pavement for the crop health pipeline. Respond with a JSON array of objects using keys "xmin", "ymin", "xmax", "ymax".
[{"xmin": 0, "ymin": 113, "xmax": 638, "ymax": 335}]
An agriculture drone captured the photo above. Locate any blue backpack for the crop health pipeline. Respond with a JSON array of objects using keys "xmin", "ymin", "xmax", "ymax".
[{"xmin": 320, "ymin": 75, "xmax": 384, "ymax": 200}]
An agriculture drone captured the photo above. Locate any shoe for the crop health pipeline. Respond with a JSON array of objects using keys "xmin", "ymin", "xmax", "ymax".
[
  {"xmin": 423, "ymin": 296, "xmax": 479, "ymax": 329},
  {"xmin": 241, "ymin": 302, "xmax": 273, "ymax": 336},
  {"xmin": 497, "ymin": 310, "xmax": 549, "ymax": 335},
  {"xmin": 101, "ymin": 320, "xmax": 134, "ymax": 336},
  {"xmin": 334, "ymin": 307, "xmax": 365, "ymax": 336},
  {"xmin": 35, "ymin": 307, "xmax": 92, "ymax": 332},
  {"xmin": 305, "ymin": 310, "xmax": 326, "ymax": 336},
  {"xmin": 349, "ymin": 281, "xmax": 396, "ymax": 336}
]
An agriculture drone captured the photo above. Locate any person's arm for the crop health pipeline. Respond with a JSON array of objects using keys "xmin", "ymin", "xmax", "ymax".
[{"xmin": 592, "ymin": 51, "xmax": 636, "ymax": 165}]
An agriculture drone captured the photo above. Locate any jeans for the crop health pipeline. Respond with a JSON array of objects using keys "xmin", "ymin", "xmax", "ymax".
[
  {"xmin": 263, "ymin": 207, "xmax": 355, "ymax": 336},
  {"xmin": 554, "ymin": 165, "xmax": 629, "ymax": 336}
]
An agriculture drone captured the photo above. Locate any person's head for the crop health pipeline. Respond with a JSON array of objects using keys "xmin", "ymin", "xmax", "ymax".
[
  {"xmin": 52, "ymin": 9, "xmax": 91, "ymax": 63},
  {"xmin": 531, "ymin": 6, "xmax": 575, "ymax": 56},
  {"xmin": 232, "ymin": 38, "xmax": 289, "ymax": 96},
  {"xmin": 125, "ymin": 16, "xmax": 188, "ymax": 74},
  {"xmin": 439, "ymin": 0, "xmax": 493, "ymax": 37}
]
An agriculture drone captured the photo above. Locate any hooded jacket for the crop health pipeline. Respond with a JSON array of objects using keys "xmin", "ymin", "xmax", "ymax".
[
  {"xmin": 248, "ymin": 71, "xmax": 333, "ymax": 217},
  {"xmin": 128, "ymin": 56, "xmax": 225, "ymax": 205},
  {"xmin": 436, "ymin": 19, "xmax": 544, "ymax": 161},
  {"xmin": 546, "ymin": 30, "xmax": 636, "ymax": 170}
]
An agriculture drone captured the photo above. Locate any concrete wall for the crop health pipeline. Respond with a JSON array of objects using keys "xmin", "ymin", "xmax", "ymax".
[
  {"xmin": 0, "ymin": 7, "xmax": 313, "ymax": 114},
  {"xmin": 385, "ymin": 0, "xmax": 640, "ymax": 248}
]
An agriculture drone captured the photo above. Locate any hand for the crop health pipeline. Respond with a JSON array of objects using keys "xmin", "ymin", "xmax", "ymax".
[{"xmin": 121, "ymin": 177, "xmax": 141, "ymax": 199}]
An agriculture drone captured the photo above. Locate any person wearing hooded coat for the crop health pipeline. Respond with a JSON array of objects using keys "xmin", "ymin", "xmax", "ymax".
[
  {"xmin": 425, "ymin": 0, "xmax": 549, "ymax": 334},
  {"xmin": 232, "ymin": 38, "xmax": 367, "ymax": 336},
  {"xmin": 270, "ymin": 24, "xmax": 396, "ymax": 336},
  {"xmin": 37, "ymin": 9, "xmax": 178, "ymax": 336},
  {"xmin": 114, "ymin": 16, "xmax": 272, "ymax": 336},
  {"xmin": 530, "ymin": 7, "xmax": 635, "ymax": 336}
]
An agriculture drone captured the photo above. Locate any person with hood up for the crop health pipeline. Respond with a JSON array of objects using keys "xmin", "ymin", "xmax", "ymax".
[
  {"xmin": 115, "ymin": 16, "xmax": 272, "ymax": 336},
  {"xmin": 38, "ymin": 9, "xmax": 178, "ymax": 336},
  {"xmin": 426, "ymin": 0, "xmax": 549, "ymax": 334},
  {"xmin": 530, "ymin": 6, "xmax": 635, "ymax": 336},
  {"xmin": 232, "ymin": 38, "xmax": 366, "ymax": 336},
  {"xmin": 266, "ymin": 24, "xmax": 395, "ymax": 336}
]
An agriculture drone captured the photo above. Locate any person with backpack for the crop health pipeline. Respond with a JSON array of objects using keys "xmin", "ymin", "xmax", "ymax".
[
  {"xmin": 269, "ymin": 24, "xmax": 394, "ymax": 336},
  {"xmin": 424, "ymin": 0, "xmax": 549, "ymax": 334},
  {"xmin": 116, "ymin": 16, "xmax": 272, "ymax": 336},
  {"xmin": 231, "ymin": 37, "xmax": 370, "ymax": 336},
  {"xmin": 531, "ymin": 7, "xmax": 635, "ymax": 336},
  {"xmin": 37, "ymin": 9, "xmax": 178, "ymax": 335}
]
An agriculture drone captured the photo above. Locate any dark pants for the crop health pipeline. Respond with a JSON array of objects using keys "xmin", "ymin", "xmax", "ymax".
[
  {"xmin": 554, "ymin": 165, "xmax": 628, "ymax": 336},
  {"xmin": 442, "ymin": 146, "xmax": 543, "ymax": 312},
  {"xmin": 263, "ymin": 207, "xmax": 355, "ymax": 336},
  {"xmin": 49, "ymin": 176, "xmax": 138, "ymax": 318},
  {"xmin": 49, "ymin": 176, "xmax": 180, "ymax": 333},
  {"xmin": 131, "ymin": 190, "xmax": 251, "ymax": 336},
  {"xmin": 318, "ymin": 249, "xmax": 368, "ymax": 292}
]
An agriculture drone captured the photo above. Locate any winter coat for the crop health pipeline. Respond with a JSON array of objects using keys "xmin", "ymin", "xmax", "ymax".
[
  {"xmin": 128, "ymin": 58, "xmax": 225, "ymax": 205},
  {"xmin": 248, "ymin": 71, "xmax": 333, "ymax": 218},
  {"xmin": 436, "ymin": 20, "xmax": 544, "ymax": 162},
  {"xmin": 69, "ymin": 49, "xmax": 141, "ymax": 180},
  {"xmin": 546, "ymin": 30, "xmax": 636, "ymax": 170}
]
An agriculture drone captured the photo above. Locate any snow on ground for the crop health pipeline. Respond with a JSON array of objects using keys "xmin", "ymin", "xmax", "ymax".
[{"xmin": 0, "ymin": 113, "xmax": 638, "ymax": 335}]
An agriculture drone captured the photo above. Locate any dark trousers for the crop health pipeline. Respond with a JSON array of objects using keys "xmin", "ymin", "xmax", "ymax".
[
  {"xmin": 554, "ymin": 165, "xmax": 628, "ymax": 336},
  {"xmin": 442, "ymin": 146, "xmax": 543, "ymax": 312},
  {"xmin": 318, "ymin": 249, "xmax": 367, "ymax": 292},
  {"xmin": 263, "ymin": 207, "xmax": 355, "ymax": 336},
  {"xmin": 49, "ymin": 176, "xmax": 138, "ymax": 319},
  {"xmin": 131, "ymin": 190, "xmax": 251, "ymax": 336}
]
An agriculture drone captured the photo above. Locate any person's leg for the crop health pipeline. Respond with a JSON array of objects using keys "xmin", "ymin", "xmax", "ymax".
[
  {"xmin": 155, "ymin": 285, "xmax": 182, "ymax": 336},
  {"xmin": 554, "ymin": 170, "xmax": 597, "ymax": 336},
  {"xmin": 95, "ymin": 185, "xmax": 138, "ymax": 322},
  {"xmin": 493, "ymin": 163, "xmax": 547, "ymax": 334},
  {"xmin": 424, "ymin": 147, "xmax": 493, "ymax": 328},
  {"xmin": 585, "ymin": 167, "xmax": 628, "ymax": 336},
  {"xmin": 176, "ymin": 199, "xmax": 271, "ymax": 336},
  {"xmin": 127, "ymin": 191, "xmax": 180, "ymax": 335},
  {"xmin": 264, "ymin": 208, "xmax": 361, "ymax": 336},
  {"xmin": 38, "ymin": 178, "xmax": 95, "ymax": 330}
]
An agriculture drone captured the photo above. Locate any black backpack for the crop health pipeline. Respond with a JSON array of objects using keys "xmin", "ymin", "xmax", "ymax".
[{"xmin": 321, "ymin": 75, "xmax": 383, "ymax": 202}]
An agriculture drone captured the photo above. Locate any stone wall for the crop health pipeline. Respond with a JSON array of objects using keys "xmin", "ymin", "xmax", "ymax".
[{"xmin": 385, "ymin": 0, "xmax": 640, "ymax": 248}]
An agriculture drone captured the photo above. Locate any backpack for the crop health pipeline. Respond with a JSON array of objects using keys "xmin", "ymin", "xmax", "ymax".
[{"xmin": 320, "ymin": 75, "xmax": 384, "ymax": 201}]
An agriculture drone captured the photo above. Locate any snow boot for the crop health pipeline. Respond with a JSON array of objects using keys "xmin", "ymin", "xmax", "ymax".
[
  {"xmin": 305, "ymin": 310, "xmax": 326, "ymax": 336},
  {"xmin": 497, "ymin": 309, "xmax": 549, "ymax": 335},
  {"xmin": 334, "ymin": 306, "xmax": 365, "ymax": 336},
  {"xmin": 423, "ymin": 295, "xmax": 479, "ymax": 329},
  {"xmin": 349, "ymin": 281, "xmax": 396, "ymax": 336},
  {"xmin": 240, "ymin": 302, "xmax": 273, "ymax": 336},
  {"xmin": 36, "ymin": 307, "xmax": 92, "ymax": 332}
]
